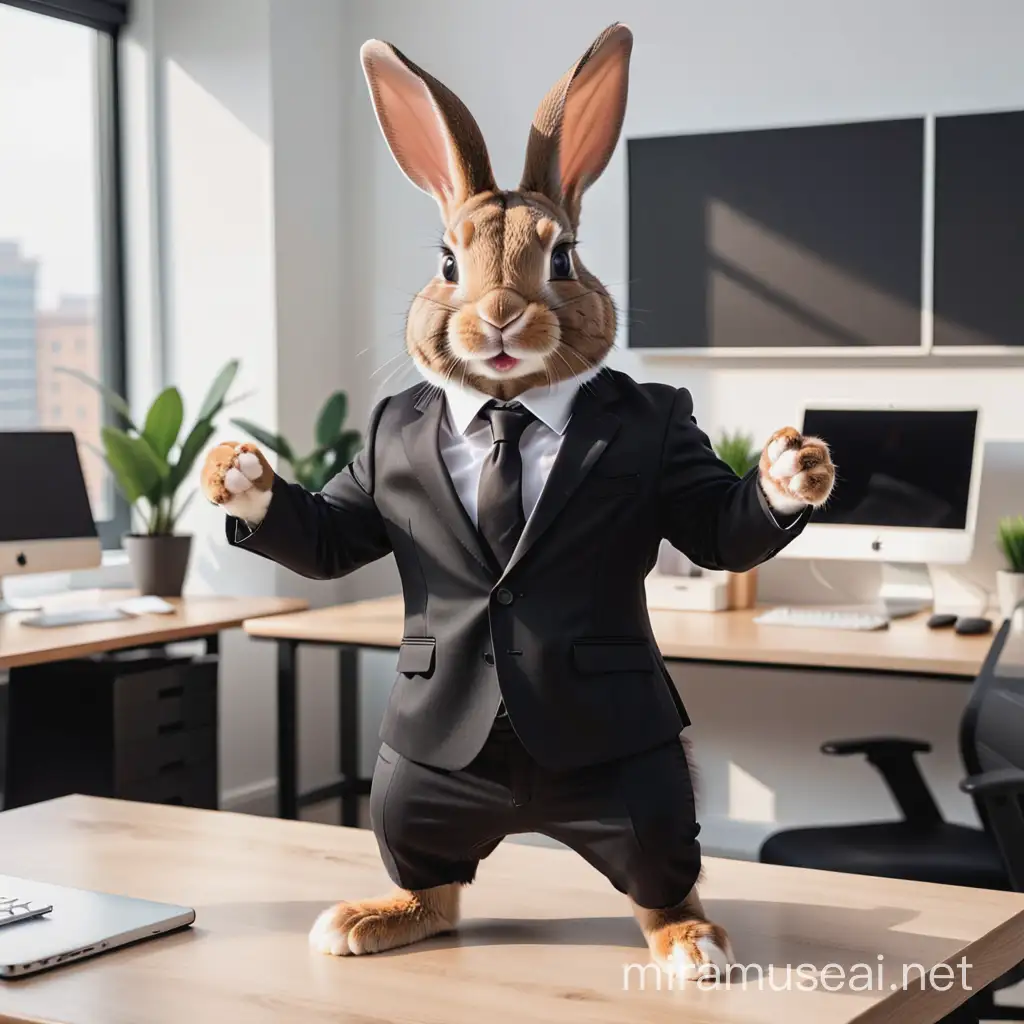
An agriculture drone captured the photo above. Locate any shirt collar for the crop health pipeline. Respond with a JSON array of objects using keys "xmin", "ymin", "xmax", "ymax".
[{"xmin": 417, "ymin": 362, "xmax": 604, "ymax": 438}]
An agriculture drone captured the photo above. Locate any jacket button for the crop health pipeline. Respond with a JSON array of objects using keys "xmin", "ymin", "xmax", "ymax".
[
  {"xmin": 496, "ymin": 587, "xmax": 514, "ymax": 606},
  {"xmin": 483, "ymin": 652, "xmax": 495, "ymax": 665}
]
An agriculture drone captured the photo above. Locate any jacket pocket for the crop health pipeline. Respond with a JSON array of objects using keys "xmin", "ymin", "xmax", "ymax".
[
  {"xmin": 396, "ymin": 637, "xmax": 436, "ymax": 677},
  {"xmin": 573, "ymin": 639, "xmax": 654, "ymax": 674},
  {"xmin": 587, "ymin": 473, "xmax": 641, "ymax": 498}
]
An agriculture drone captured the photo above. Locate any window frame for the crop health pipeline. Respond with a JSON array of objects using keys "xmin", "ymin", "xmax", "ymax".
[
  {"xmin": 1, "ymin": 1, "xmax": 131, "ymax": 547},
  {"xmin": 94, "ymin": 27, "xmax": 130, "ymax": 547}
]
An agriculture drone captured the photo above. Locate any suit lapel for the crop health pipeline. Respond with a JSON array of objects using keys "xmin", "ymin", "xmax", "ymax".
[
  {"xmin": 402, "ymin": 389, "xmax": 495, "ymax": 577},
  {"xmin": 503, "ymin": 377, "xmax": 620, "ymax": 577}
]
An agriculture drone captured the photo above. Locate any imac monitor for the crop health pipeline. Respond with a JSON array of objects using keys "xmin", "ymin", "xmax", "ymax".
[
  {"xmin": 779, "ymin": 407, "xmax": 982, "ymax": 564},
  {"xmin": 0, "ymin": 431, "xmax": 101, "ymax": 612}
]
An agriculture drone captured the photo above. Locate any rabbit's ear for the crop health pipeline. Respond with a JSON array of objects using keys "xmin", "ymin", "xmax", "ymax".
[
  {"xmin": 361, "ymin": 40, "xmax": 496, "ymax": 221},
  {"xmin": 520, "ymin": 23, "xmax": 632, "ymax": 228}
]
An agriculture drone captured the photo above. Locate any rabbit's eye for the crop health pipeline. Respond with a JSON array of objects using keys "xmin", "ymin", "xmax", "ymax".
[
  {"xmin": 440, "ymin": 251, "xmax": 458, "ymax": 284},
  {"xmin": 550, "ymin": 244, "xmax": 574, "ymax": 281}
]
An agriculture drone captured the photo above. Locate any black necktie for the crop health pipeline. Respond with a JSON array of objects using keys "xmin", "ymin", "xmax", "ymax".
[{"xmin": 477, "ymin": 401, "xmax": 534, "ymax": 571}]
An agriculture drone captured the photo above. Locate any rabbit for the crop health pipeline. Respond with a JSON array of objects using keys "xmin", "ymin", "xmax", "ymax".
[{"xmin": 200, "ymin": 23, "xmax": 835, "ymax": 983}]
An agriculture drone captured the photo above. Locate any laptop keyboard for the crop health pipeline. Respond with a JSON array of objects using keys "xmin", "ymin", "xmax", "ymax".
[{"xmin": 0, "ymin": 896, "xmax": 53, "ymax": 927}]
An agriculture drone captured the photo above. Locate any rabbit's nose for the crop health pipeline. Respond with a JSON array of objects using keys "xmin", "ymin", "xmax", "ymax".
[{"xmin": 477, "ymin": 289, "xmax": 527, "ymax": 330}]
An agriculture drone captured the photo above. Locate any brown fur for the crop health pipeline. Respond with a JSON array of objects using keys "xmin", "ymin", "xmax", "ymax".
[
  {"xmin": 633, "ymin": 889, "xmax": 733, "ymax": 976},
  {"xmin": 361, "ymin": 27, "xmax": 630, "ymax": 402},
  {"xmin": 310, "ymin": 883, "xmax": 461, "ymax": 957},
  {"xmin": 199, "ymin": 441, "xmax": 273, "ymax": 505},
  {"xmin": 759, "ymin": 428, "xmax": 835, "ymax": 508}
]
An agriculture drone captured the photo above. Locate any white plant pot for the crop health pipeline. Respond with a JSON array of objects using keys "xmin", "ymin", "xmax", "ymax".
[{"xmin": 996, "ymin": 570, "xmax": 1024, "ymax": 624}]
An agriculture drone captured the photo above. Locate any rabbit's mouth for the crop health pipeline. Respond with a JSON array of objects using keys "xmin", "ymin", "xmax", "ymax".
[{"xmin": 487, "ymin": 353, "xmax": 521, "ymax": 373}]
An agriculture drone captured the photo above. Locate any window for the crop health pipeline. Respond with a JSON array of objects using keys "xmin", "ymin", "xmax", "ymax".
[{"xmin": 0, "ymin": 1, "xmax": 128, "ymax": 546}]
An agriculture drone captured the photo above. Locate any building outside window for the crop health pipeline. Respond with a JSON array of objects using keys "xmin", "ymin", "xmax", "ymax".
[{"xmin": 0, "ymin": 1, "xmax": 128, "ymax": 544}]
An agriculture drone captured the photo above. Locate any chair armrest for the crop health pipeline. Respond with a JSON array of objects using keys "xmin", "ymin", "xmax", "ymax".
[
  {"xmin": 820, "ymin": 736, "xmax": 942, "ymax": 825},
  {"xmin": 821, "ymin": 738, "xmax": 932, "ymax": 757},
  {"xmin": 960, "ymin": 769, "xmax": 1024, "ymax": 799}
]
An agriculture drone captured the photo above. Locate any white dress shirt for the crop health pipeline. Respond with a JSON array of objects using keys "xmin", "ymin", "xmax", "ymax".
[{"xmin": 436, "ymin": 375, "xmax": 586, "ymax": 528}]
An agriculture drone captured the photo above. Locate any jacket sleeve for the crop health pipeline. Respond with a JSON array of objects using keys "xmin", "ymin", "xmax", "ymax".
[
  {"xmin": 656, "ymin": 388, "xmax": 811, "ymax": 573},
  {"xmin": 224, "ymin": 397, "xmax": 394, "ymax": 580}
]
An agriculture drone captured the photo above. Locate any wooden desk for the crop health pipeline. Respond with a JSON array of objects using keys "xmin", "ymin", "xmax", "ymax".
[
  {"xmin": 0, "ymin": 796, "xmax": 1020, "ymax": 1024},
  {"xmin": 1, "ymin": 592, "xmax": 307, "ymax": 671},
  {"xmin": 0, "ymin": 593, "xmax": 306, "ymax": 812},
  {"xmin": 244, "ymin": 596, "xmax": 993, "ymax": 821}
]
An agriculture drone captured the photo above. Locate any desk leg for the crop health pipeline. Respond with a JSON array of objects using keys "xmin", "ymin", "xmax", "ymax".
[
  {"xmin": 277, "ymin": 640, "xmax": 299, "ymax": 820},
  {"xmin": 938, "ymin": 999, "xmax": 980, "ymax": 1023},
  {"xmin": 338, "ymin": 647, "xmax": 360, "ymax": 828}
]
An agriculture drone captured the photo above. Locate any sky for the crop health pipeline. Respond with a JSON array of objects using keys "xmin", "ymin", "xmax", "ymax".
[{"xmin": 0, "ymin": 4, "xmax": 99, "ymax": 309}]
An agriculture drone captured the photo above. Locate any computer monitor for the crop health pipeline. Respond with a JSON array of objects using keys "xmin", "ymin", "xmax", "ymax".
[
  {"xmin": 779, "ymin": 406, "xmax": 983, "ymax": 565},
  {"xmin": 0, "ymin": 431, "xmax": 102, "ymax": 613}
]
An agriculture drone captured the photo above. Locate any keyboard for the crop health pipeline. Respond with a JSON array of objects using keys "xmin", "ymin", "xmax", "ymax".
[
  {"xmin": 0, "ymin": 895, "xmax": 52, "ymax": 928},
  {"xmin": 20, "ymin": 607, "xmax": 130, "ymax": 629},
  {"xmin": 754, "ymin": 607, "xmax": 890, "ymax": 631}
]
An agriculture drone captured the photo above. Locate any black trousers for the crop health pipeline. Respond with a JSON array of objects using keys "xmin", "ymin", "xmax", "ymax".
[{"xmin": 369, "ymin": 718, "xmax": 702, "ymax": 910}]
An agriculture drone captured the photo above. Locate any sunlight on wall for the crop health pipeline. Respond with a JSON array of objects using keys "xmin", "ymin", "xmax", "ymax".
[
  {"xmin": 161, "ymin": 57, "xmax": 277, "ymax": 596},
  {"xmin": 728, "ymin": 760, "xmax": 777, "ymax": 823},
  {"xmin": 707, "ymin": 199, "xmax": 922, "ymax": 349}
]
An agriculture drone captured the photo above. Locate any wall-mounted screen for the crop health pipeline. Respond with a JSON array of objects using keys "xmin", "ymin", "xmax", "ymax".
[
  {"xmin": 933, "ymin": 110, "xmax": 1024, "ymax": 349},
  {"xmin": 627, "ymin": 119, "xmax": 925, "ymax": 351}
]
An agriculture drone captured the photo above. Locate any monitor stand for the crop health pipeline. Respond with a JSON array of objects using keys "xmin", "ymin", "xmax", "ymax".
[
  {"xmin": 878, "ymin": 563, "xmax": 933, "ymax": 618},
  {"xmin": 877, "ymin": 563, "xmax": 989, "ymax": 619}
]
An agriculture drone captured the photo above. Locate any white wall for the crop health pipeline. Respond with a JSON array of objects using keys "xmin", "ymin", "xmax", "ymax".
[
  {"xmin": 339, "ymin": 0, "xmax": 1024, "ymax": 854},
  {"xmin": 121, "ymin": 0, "xmax": 395, "ymax": 809}
]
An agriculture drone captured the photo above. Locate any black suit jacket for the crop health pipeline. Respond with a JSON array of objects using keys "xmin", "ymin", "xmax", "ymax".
[{"xmin": 228, "ymin": 370, "xmax": 810, "ymax": 771}]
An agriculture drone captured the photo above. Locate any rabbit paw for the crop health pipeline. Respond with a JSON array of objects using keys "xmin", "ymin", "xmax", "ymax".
[
  {"xmin": 309, "ymin": 885, "xmax": 460, "ymax": 957},
  {"xmin": 201, "ymin": 441, "xmax": 274, "ymax": 524},
  {"xmin": 648, "ymin": 917, "xmax": 734, "ymax": 984},
  {"xmin": 759, "ymin": 427, "xmax": 834, "ymax": 515},
  {"xmin": 634, "ymin": 893, "xmax": 734, "ymax": 984}
]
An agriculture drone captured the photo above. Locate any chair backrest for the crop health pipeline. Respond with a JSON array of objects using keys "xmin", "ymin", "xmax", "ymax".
[{"xmin": 960, "ymin": 618, "xmax": 1024, "ymax": 890}]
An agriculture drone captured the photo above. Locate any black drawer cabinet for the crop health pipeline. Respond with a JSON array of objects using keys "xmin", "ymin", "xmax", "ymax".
[{"xmin": 3, "ymin": 651, "xmax": 218, "ymax": 811}]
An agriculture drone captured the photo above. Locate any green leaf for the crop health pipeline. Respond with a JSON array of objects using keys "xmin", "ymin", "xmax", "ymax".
[
  {"xmin": 714, "ymin": 430, "xmax": 759, "ymax": 477},
  {"xmin": 999, "ymin": 515, "xmax": 1024, "ymax": 573},
  {"xmin": 230, "ymin": 417, "xmax": 294, "ymax": 462},
  {"xmin": 169, "ymin": 418, "xmax": 216, "ymax": 493},
  {"xmin": 143, "ymin": 386, "xmax": 184, "ymax": 460},
  {"xmin": 196, "ymin": 360, "xmax": 240, "ymax": 423},
  {"xmin": 333, "ymin": 430, "xmax": 362, "ymax": 467},
  {"xmin": 56, "ymin": 367, "xmax": 137, "ymax": 430},
  {"xmin": 101, "ymin": 427, "xmax": 167, "ymax": 504},
  {"xmin": 315, "ymin": 391, "xmax": 348, "ymax": 448}
]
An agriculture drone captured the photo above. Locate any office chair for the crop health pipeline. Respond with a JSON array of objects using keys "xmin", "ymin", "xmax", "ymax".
[{"xmin": 760, "ymin": 616, "xmax": 1024, "ymax": 1022}]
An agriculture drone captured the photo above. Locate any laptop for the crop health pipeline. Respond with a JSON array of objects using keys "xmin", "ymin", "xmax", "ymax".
[{"xmin": 0, "ymin": 875, "xmax": 195, "ymax": 978}]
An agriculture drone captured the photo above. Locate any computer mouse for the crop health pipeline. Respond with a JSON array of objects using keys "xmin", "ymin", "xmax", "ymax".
[
  {"xmin": 955, "ymin": 616, "xmax": 992, "ymax": 636},
  {"xmin": 927, "ymin": 613, "xmax": 958, "ymax": 629}
]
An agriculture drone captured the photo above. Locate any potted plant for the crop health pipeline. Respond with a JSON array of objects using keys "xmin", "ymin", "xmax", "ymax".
[
  {"xmin": 230, "ymin": 390, "xmax": 362, "ymax": 491},
  {"xmin": 714, "ymin": 430, "xmax": 761, "ymax": 610},
  {"xmin": 63, "ymin": 360, "xmax": 242, "ymax": 596},
  {"xmin": 997, "ymin": 515, "xmax": 1024, "ymax": 624}
]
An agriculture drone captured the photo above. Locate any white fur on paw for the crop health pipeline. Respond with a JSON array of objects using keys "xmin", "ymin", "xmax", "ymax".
[
  {"xmin": 662, "ymin": 936, "xmax": 734, "ymax": 984},
  {"xmin": 766, "ymin": 437, "xmax": 794, "ymax": 463},
  {"xmin": 235, "ymin": 450, "xmax": 263, "ymax": 481},
  {"xmin": 222, "ymin": 485, "xmax": 273, "ymax": 525},
  {"xmin": 309, "ymin": 907, "xmax": 355, "ymax": 956},
  {"xmin": 224, "ymin": 467, "xmax": 252, "ymax": 495},
  {"xmin": 764, "ymin": 486, "xmax": 807, "ymax": 515},
  {"xmin": 769, "ymin": 448, "xmax": 801, "ymax": 481}
]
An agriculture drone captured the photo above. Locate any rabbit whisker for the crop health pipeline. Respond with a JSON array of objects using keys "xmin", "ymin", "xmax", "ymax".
[{"xmin": 549, "ymin": 289, "xmax": 599, "ymax": 312}]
